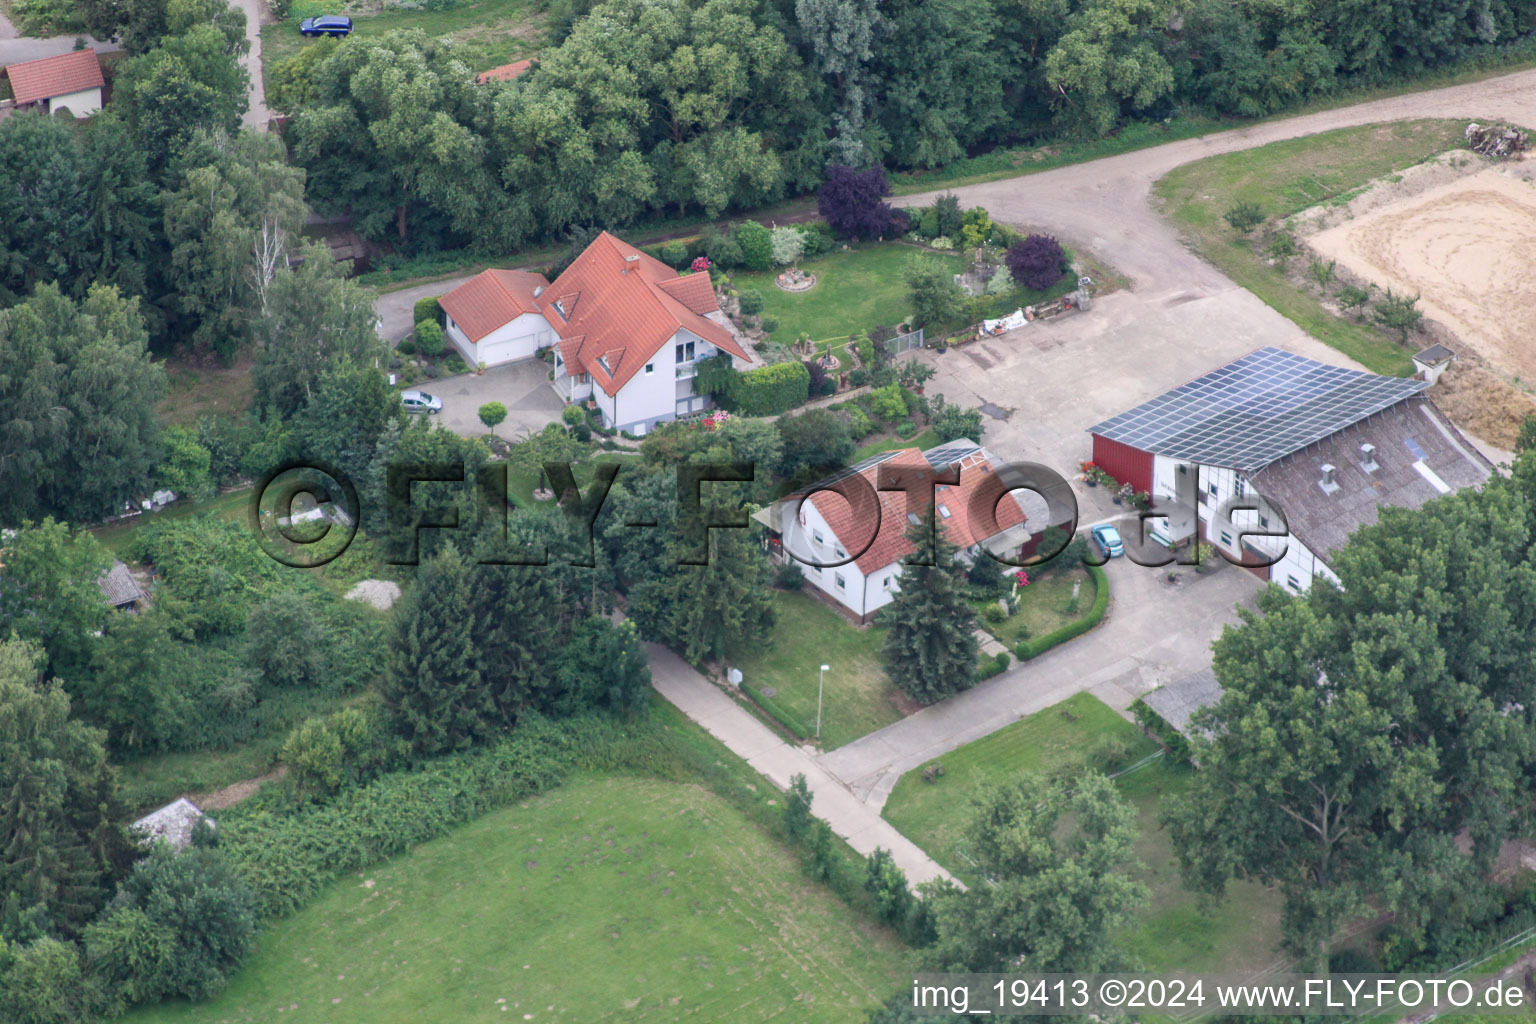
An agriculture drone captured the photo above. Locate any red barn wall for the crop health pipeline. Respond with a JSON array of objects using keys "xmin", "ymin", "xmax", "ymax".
[{"xmin": 1090, "ymin": 435, "xmax": 1154, "ymax": 495}]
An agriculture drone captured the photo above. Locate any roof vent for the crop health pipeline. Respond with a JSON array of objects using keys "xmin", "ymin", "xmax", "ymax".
[
  {"xmin": 1360, "ymin": 443, "xmax": 1378, "ymax": 473},
  {"xmin": 1319, "ymin": 463, "xmax": 1340, "ymax": 495},
  {"xmin": 533, "ymin": 285, "xmax": 544, "ymax": 298},
  {"xmin": 624, "ymin": 254, "xmax": 640, "ymax": 262}
]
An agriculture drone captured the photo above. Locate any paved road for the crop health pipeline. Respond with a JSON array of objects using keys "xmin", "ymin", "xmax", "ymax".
[
  {"xmin": 817, "ymin": 556, "xmax": 1261, "ymax": 810},
  {"xmin": 0, "ymin": 25, "xmax": 120, "ymax": 64},
  {"xmin": 233, "ymin": 0, "xmax": 270, "ymax": 129},
  {"xmin": 376, "ymin": 277, "xmax": 476, "ymax": 343},
  {"xmin": 647, "ymin": 642, "xmax": 961, "ymax": 890}
]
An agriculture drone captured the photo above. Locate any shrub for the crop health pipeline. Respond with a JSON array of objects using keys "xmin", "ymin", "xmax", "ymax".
[
  {"xmin": 917, "ymin": 207, "xmax": 940, "ymax": 239},
  {"xmin": 1264, "ymin": 230, "xmax": 1298, "ymax": 260},
  {"xmin": 848, "ymin": 368, "xmax": 870, "ymax": 390},
  {"xmin": 1307, "ymin": 258, "xmax": 1337, "ymax": 287},
  {"xmin": 864, "ymin": 848, "xmax": 916, "ymax": 932},
  {"xmin": 777, "ymin": 408, "xmax": 854, "ymax": 475},
  {"xmin": 1224, "ymin": 200, "xmax": 1265, "ymax": 233},
  {"xmin": 738, "ymin": 290, "xmax": 765, "ymax": 317},
  {"xmin": 659, "ymin": 240, "xmax": 689, "ymax": 268},
  {"xmin": 773, "ymin": 560, "xmax": 805, "ymax": 590},
  {"xmin": 1005, "ymin": 234, "xmax": 1068, "ymax": 291},
  {"xmin": 770, "ymin": 225, "xmax": 805, "ymax": 266},
  {"xmin": 904, "ymin": 255, "xmax": 966, "ymax": 330},
  {"xmin": 760, "ymin": 316, "xmax": 779, "ymax": 333},
  {"xmin": 818, "ymin": 164, "xmax": 896, "ymax": 239},
  {"xmin": 701, "ymin": 226, "xmax": 743, "ymax": 268},
  {"xmin": 933, "ymin": 193, "xmax": 963, "ymax": 237},
  {"xmin": 742, "ymin": 681, "xmax": 810, "ymax": 738},
  {"xmin": 896, "ymin": 420, "xmax": 917, "ymax": 438},
  {"xmin": 983, "ymin": 604, "xmax": 1006, "ymax": 624},
  {"xmin": 478, "ymin": 402, "xmax": 508, "ymax": 430},
  {"xmin": 396, "ymin": 338, "xmax": 416, "ymax": 355},
  {"xmin": 868, "ymin": 383, "xmax": 907, "ymax": 420},
  {"xmin": 784, "ymin": 774, "xmax": 815, "ymax": 840},
  {"xmin": 413, "ymin": 296, "xmax": 442, "ymax": 327},
  {"xmin": 797, "ymin": 221, "xmax": 835, "ymax": 257},
  {"xmin": 728, "ymin": 361, "xmax": 811, "ymax": 416},
  {"xmin": 571, "ymin": 422, "xmax": 592, "ymax": 443},
  {"xmin": 415, "ymin": 320, "xmax": 446, "ymax": 358},
  {"xmin": 930, "ymin": 395, "xmax": 983, "ymax": 443},
  {"xmin": 561, "ymin": 404, "xmax": 585, "ymax": 426},
  {"xmin": 845, "ymin": 405, "xmax": 873, "ymax": 437},
  {"xmin": 1090, "ymin": 734, "xmax": 1137, "ymax": 773},
  {"xmin": 245, "ymin": 592, "xmax": 324, "ymax": 690},
  {"xmin": 734, "ymin": 221, "xmax": 774, "ymax": 271}
]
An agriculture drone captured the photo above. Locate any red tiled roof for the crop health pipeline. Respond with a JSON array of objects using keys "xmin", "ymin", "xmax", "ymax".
[
  {"xmin": 476, "ymin": 58, "xmax": 536, "ymax": 83},
  {"xmin": 438, "ymin": 268, "xmax": 550, "ymax": 342},
  {"xmin": 801, "ymin": 447, "xmax": 1029, "ymax": 574},
  {"xmin": 5, "ymin": 49, "xmax": 104, "ymax": 106},
  {"xmin": 539, "ymin": 232, "xmax": 747, "ymax": 395}
]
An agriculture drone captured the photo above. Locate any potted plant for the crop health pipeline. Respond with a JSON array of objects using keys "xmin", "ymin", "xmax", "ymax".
[{"xmin": 476, "ymin": 361, "xmax": 487, "ymax": 375}]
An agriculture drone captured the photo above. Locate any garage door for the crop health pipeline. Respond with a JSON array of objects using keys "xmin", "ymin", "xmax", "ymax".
[{"xmin": 477, "ymin": 333, "xmax": 536, "ymax": 366}]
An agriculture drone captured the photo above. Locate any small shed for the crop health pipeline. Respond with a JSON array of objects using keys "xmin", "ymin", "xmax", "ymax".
[
  {"xmin": 1141, "ymin": 667, "xmax": 1223, "ymax": 742},
  {"xmin": 131, "ymin": 797, "xmax": 211, "ymax": 851},
  {"xmin": 98, "ymin": 560, "xmax": 147, "ymax": 611},
  {"xmin": 3, "ymin": 50, "xmax": 105, "ymax": 118},
  {"xmin": 1412, "ymin": 344, "xmax": 1455, "ymax": 384}
]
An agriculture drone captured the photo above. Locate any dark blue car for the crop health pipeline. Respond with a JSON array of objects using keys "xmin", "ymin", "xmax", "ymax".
[{"xmin": 299, "ymin": 14, "xmax": 352, "ymax": 36}]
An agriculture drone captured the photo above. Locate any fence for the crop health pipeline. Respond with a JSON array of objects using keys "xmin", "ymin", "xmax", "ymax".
[{"xmin": 889, "ymin": 327, "xmax": 925, "ymax": 353}]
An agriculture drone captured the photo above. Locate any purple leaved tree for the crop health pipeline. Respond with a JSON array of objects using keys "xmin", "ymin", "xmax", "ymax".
[
  {"xmin": 1005, "ymin": 234, "xmax": 1068, "ymax": 291},
  {"xmin": 818, "ymin": 164, "xmax": 896, "ymax": 240}
]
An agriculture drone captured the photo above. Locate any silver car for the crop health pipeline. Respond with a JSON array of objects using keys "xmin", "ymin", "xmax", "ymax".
[{"xmin": 401, "ymin": 389, "xmax": 442, "ymax": 414}]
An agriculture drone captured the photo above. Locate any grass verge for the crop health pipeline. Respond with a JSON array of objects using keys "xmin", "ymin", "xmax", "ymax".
[{"xmin": 1153, "ymin": 119, "xmax": 1469, "ymax": 376}]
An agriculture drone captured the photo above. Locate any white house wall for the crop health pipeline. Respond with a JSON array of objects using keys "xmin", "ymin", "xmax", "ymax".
[
  {"xmin": 1189, "ymin": 461, "xmax": 1335, "ymax": 592},
  {"xmin": 48, "ymin": 87, "xmax": 101, "ymax": 117},
  {"xmin": 776, "ymin": 494, "xmax": 895, "ymax": 619}
]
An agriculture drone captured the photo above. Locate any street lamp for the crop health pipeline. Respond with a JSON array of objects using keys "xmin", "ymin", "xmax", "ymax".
[{"xmin": 817, "ymin": 664, "xmax": 830, "ymax": 742}]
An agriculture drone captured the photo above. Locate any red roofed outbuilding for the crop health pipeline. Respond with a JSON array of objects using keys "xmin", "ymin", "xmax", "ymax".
[
  {"xmin": 476, "ymin": 58, "xmax": 536, "ymax": 83},
  {"xmin": 4, "ymin": 49, "xmax": 104, "ymax": 117}
]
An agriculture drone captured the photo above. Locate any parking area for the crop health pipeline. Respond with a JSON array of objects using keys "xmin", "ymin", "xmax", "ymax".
[{"xmin": 412, "ymin": 359, "xmax": 565, "ymax": 440}]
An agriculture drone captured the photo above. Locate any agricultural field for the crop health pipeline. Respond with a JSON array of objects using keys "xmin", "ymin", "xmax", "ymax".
[
  {"xmin": 129, "ymin": 775, "xmax": 907, "ymax": 1023},
  {"xmin": 1154, "ymin": 119, "xmax": 1468, "ymax": 377},
  {"xmin": 882, "ymin": 693, "xmax": 1286, "ymax": 976}
]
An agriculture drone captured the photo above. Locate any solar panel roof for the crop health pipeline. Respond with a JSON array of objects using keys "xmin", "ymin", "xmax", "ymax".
[{"xmin": 1087, "ymin": 347, "xmax": 1428, "ymax": 472}]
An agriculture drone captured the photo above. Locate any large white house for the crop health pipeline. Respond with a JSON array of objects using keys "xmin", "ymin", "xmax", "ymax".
[
  {"xmin": 756, "ymin": 440, "xmax": 1065, "ymax": 623},
  {"xmin": 1088, "ymin": 347, "xmax": 1493, "ymax": 592},
  {"xmin": 436, "ymin": 232, "xmax": 757, "ymax": 435}
]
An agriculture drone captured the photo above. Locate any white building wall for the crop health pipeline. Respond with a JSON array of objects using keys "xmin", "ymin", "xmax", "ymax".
[
  {"xmin": 48, "ymin": 87, "xmax": 102, "ymax": 117},
  {"xmin": 1192, "ymin": 462, "xmax": 1338, "ymax": 593},
  {"xmin": 445, "ymin": 311, "xmax": 551, "ymax": 368},
  {"xmin": 776, "ymin": 494, "xmax": 892, "ymax": 619}
]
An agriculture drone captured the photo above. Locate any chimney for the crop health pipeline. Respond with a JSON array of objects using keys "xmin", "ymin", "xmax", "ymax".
[
  {"xmin": 1360, "ymin": 443, "xmax": 1378, "ymax": 472},
  {"xmin": 1319, "ymin": 463, "xmax": 1339, "ymax": 495}
]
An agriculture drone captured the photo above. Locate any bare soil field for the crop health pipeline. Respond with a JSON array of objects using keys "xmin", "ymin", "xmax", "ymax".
[{"xmin": 1310, "ymin": 164, "xmax": 1536, "ymax": 381}]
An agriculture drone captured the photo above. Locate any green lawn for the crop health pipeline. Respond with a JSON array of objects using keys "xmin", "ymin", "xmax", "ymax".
[
  {"xmin": 850, "ymin": 426, "xmax": 940, "ymax": 462},
  {"xmin": 732, "ymin": 244, "xmax": 962, "ymax": 346},
  {"xmin": 89, "ymin": 488, "xmax": 253, "ymax": 558},
  {"xmin": 883, "ymin": 693, "xmax": 1286, "ymax": 975},
  {"xmin": 1154, "ymin": 119, "xmax": 1470, "ymax": 377},
  {"xmin": 129, "ymin": 774, "xmax": 905, "ymax": 1024},
  {"xmin": 261, "ymin": 0, "xmax": 543, "ymax": 86},
  {"xmin": 975, "ymin": 565, "xmax": 1096, "ymax": 649},
  {"xmin": 728, "ymin": 591, "xmax": 902, "ymax": 750}
]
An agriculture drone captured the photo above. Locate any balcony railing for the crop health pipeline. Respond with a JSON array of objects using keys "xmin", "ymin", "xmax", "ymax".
[{"xmin": 676, "ymin": 362, "xmax": 699, "ymax": 379}]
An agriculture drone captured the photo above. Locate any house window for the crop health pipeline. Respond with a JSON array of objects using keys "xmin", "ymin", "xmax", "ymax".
[
  {"xmin": 834, "ymin": 573, "xmax": 847, "ymax": 590},
  {"xmin": 1288, "ymin": 575, "xmax": 1302, "ymax": 591},
  {"xmin": 813, "ymin": 529, "xmax": 824, "ymax": 545},
  {"xmin": 645, "ymin": 363, "xmax": 655, "ymax": 375},
  {"xmin": 1259, "ymin": 514, "xmax": 1270, "ymax": 529},
  {"xmin": 675, "ymin": 341, "xmax": 695, "ymax": 363},
  {"xmin": 1220, "ymin": 531, "xmax": 1232, "ymax": 546},
  {"xmin": 1234, "ymin": 478, "xmax": 1245, "ymax": 497},
  {"xmin": 1208, "ymin": 481, "xmax": 1219, "ymax": 497},
  {"xmin": 813, "ymin": 564, "xmax": 821, "ymax": 574},
  {"xmin": 882, "ymin": 577, "xmax": 893, "ymax": 589},
  {"xmin": 834, "ymin": 546, "xmax": 846, "ymax": 559}
]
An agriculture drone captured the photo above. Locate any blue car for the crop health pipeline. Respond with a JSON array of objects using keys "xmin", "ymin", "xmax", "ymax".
[
  {"xmin": 1091, "ymin": 524, "xmax": 1125, "ymax": 558},
  {"xmin": 300, "ymin": 14, "xmax": 352, "ymax": 36}
]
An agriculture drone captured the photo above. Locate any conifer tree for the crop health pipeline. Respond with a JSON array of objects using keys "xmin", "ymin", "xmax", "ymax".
[
  {"xmin": 380, "ymin": 543, "xmax": 495, "ymax": 754},
  {"xmin": 880, "ymin": 507, "xmax": 979, "ymax": 704},
  {"xmin": 629, "ymin": 527, "xmax": 776, "ymax": 666}
]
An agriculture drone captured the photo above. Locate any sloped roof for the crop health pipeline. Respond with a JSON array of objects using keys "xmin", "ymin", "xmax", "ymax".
[
  {"xmin": 1142, "ymin": 668, "xmax": 1222, "ymax": 741},
  {"xmin": 98, "ymin": 561, "xmax": 145, "ymax": 607},
  {"xmin": 1088, "ymin": 347, "xmax": 1428, "ymax": 473},
  {"xmin": 796, "ymin": 441, "xmax": 1041, "ymax": 574},
  {"xmin": 476, "ymin": 58, "xmax": 536, "ymax": 83},
  {"xmin": 438, "ymin": 269, "xmax": 550, "ymax": 342},
  {"xmin": 1248, "ymin": 395, "xmax": 1491, "ymax": 565},
  {"xmin": 5, "ymin": 49, "xmax": 104, "ymax": 105},
  {"xmin": 540, "ymin": 232, "xmax": 747, "ymax": 394},
  {"xmin": 131, "ymin": 797, "xmax": 209, "ymax": 850}
]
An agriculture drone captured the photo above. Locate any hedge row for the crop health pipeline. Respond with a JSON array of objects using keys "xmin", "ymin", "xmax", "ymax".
[
  {"xmin": 976, "ymin": 650, "xmax": 1011, "ymax": 680},
  {"xmin": 727, "ymin": 361, "xmax": 811, "ymax": 417},
  {"xmin": 218, "ymin": 715, "xmax": 627, "ymax": 918},
  {"xmin": 741, "ymin": 681, "xmax": 810, "ymax": 740},
  {"xmin": 1014, "ymin": 563, "xmax": 1110, "ymax": 661}
]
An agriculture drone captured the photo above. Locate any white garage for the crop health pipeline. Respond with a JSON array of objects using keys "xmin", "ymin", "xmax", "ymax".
[{"xmin": 437, "ymin": 268, "xmax": 555, "ymax": 368}]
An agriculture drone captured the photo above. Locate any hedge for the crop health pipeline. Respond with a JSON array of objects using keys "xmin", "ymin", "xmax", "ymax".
[
  {"xmin": 1130, "ymin": 697, "xmax": 1193, "ymax": 764},
  {"xmin": 976, "ymin": 650, "xmax": 1011, "ymax": 680},
  {"xmin": 413, "ymin": 295, "xmax": 443, "ymax": 326},
  {"xmin": 741, "ymin": 681, "xmax": 811, "ymax": 740},
  {"xmin": 1014, "ymin": 563, "xmax": 1110, "ymax": 661},
  {"xmin": 727, "ymin": 360, "xmax": 810, "ymax": 416},
  {"xmin": 217, "ymin": 715, "xmax": 625, "ymax": 919}
]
